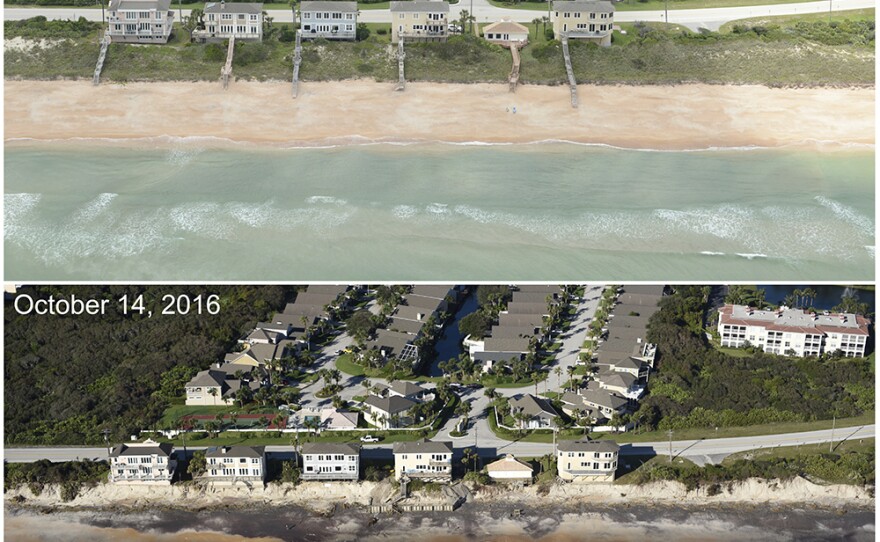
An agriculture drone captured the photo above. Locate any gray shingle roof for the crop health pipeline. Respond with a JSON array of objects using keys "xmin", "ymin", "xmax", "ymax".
[
  {"xmin": 302, "ymin": 442, "xmax": 360, "ymax": 455},
  {"xmin": 579, "ymin": 389, "xmax": 628, "ymax": 410},
  {"xmin": 186, "ymin": 369, "xmax": 225, "ymax": 388},
  {"xmin": 389, "ymin": 380, "xmax": 428, "ymax": 397},
  {"xmin": 110, "ymin": 440, "xmax": 174, "ymax": 458},
  {"xmin": 509, "ymin": 394, "xmax": 559, "ymax": 419},
  {"xmin": 205, "ymin": 445, "xmax": 265, "ymax": 459},
  {"xmin": 483, "ymin": 337, "xmax": 531, "ymax": 353},
  {"xmin": 393, "ymin": 438, "xmax": 452, "ymax": 454},
  {"xmin": 551, "ymin": 0, "xmax": 615, "ymax": 13},
  {"xmin": 364, "ymin": 394, "xmax": 417, "ymax": 415},
  {"xmin": 558, "ymin": 440, "xmax": 619, "ymax": 453},
  {"xmin": 390, "ymin": 0, "xmax": 450, "ymax": 12},
  {"xmin": 110, "ymin": 0, "xmax": 171, "ymax": 11},
  {"xmin": 204, "ymin": 1, "xmax": 263, "ymax": 14}
]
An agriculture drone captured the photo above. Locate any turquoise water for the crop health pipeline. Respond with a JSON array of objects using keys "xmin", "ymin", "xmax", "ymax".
[{"xmin": 4, "ymin": 141, "xmax": 875, "ymax": 281}]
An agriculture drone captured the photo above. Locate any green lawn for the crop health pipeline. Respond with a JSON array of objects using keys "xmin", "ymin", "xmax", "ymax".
[
  {"xmin": 723, "ymin": 438, "xmax": 874, "ymax": 464},
  {"xmin": 716, "ymin": 346, "xmax": 754, "ymax": 358},
  {"xmin": 614, "ymin": 454, "xmax": 698, "ymax": 484},
  {"xmin": 335, "ymin": 353, "xmax": 367, "ymax": 377}
]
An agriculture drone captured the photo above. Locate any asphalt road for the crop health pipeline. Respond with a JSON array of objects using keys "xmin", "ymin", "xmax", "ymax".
[
  {"xmin": 6, "ymin": 424, "xmax": 873, "ymax": 465},
  {"xmin": 3, "ymin": 0, "xmax": 873, "ymax": 31}
]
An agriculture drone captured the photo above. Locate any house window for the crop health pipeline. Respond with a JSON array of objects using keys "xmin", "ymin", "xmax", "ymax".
[
  {"xmin": 346, "ymin": 13, "xmax": 353, "ymax": 19},
  {"xmin": 250, "ymin": 14, "xmax": 258, "ymax": 21},
  {"xmin": 222, "ymin": 13, "xmax": 232, "ymax": 20}
]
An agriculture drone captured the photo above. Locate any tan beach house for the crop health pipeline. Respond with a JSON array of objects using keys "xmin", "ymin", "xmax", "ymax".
[
  {"xmin": 106, "ymin": 0, "xmax": 174, "ymax": 44},
  {"xmin": 390, "ymin": 0, "xmax": 449, "ymax": 44},
  {"xmin": 193, "ymin": 1, "xmax": 264, "ymax": 43},
  {"xmin": 550, "ymin": 0, "xmax": 614, "ymax": 46},
  {"xmin": 392, "ymin": 439, "xmax": 453, "ymax": 481},
  {"xmin": 557, "ymin": 440, "xmax": 619, "ymax": 483},
  {"xmin": 482, "ymin": 19, "xmax": 529, "ymax": 47},
  {"xmin": 109, "ymin": 439, "xmax": 177, "ymax": 484},
  {"xmin": 299, "ymin": 1, "xmax": 358, "ymax": 40}
]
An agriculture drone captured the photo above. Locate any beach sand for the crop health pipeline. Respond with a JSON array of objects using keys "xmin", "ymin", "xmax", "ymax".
[{"xmin": 4, "ymin": 80, "xmax": 874, "ymax": 149}]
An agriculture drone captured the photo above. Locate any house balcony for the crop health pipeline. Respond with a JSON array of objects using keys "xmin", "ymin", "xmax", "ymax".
[
  {"xmin": 404, "ymin": 470, "xmax": 451, "ymax": 479},
  {"xmin": 301, "ymin": 471, "xmax": 359, "ymax": 481}
]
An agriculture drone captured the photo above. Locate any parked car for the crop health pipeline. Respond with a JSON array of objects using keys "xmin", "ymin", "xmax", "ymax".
[
  {"xmin": 448, "ymin": 23, "xmax": 463, "ymax": 33},
  {"xmin": 360, "ymin": 435, "xmax": 381, "ymax": 443},
  {"xmin": 334, "ymin": 349, "xmax": 344, "ymax": 355}
]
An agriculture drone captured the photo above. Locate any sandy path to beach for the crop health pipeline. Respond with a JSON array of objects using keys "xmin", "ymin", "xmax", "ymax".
[{"xmin": 5, "ymin": 80, "xmax": 874, "ymax": 149}]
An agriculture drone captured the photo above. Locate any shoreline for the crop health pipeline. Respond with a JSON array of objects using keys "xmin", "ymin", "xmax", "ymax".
[
  {"xmin": 5, "ymin": 80, "xmax": 875, "ymax": 151},
  {"xmin": 5, "ymin": 477, "xmax": 874, "ymax": 513}
]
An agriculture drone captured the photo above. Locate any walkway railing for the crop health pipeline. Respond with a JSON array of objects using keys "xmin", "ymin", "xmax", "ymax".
[
  {"xmin": 292, "ymin": 29, "xmax": 302, "ymax": 98},
  {"xmin": 92, "ymin": 33, "xmax": 111, "ymax": 86},
  {"xmin": 221, "ymin": 35, "xmax": 235, "ymax": 89},
  {"xmin": 560, "ymin": 34, "xmax": 578, "ymax": 108}
]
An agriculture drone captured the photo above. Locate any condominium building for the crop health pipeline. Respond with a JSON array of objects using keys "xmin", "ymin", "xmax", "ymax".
[
  {"xmin": 301, "ymin": 442, "xmax": 361, "ymax": 481},
  {"xmin": 195, "ymin": 1, "xmax": 263, "ymax": 42},
  {"xmin": 718, "ymin": 304, "xmax": 870, "ymax": 357},
  {"xmin": 390, "ymin": 1, "xmax": 449, "ymax": 44},
  {"xmin": 106, "ymin": 0, "xmax": 174, "ymax": 44},
  {"xmin": 204, "ymin": 446, "xmax": 266, "ymax": 485},
  {"xmin": 550, "ymin": 0, "xmax": 614, "ymax": 46},
  {"xmin": 109, "ymin": 439, "xmax": 177, "ymax": 484},
  {"xmin": 557, "ymin": 440, "xmax": 619, "ymax": 483},
  {"xmin": 392, "ymin": 439, "xmax": 453, "ymax": 481}
]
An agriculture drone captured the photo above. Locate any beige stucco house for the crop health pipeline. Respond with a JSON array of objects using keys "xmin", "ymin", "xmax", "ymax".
[
  {"xmin": 551, "ymin": 0, "xmax": 614, "ymax": 46},
  {"xmin": 557, "ymin": 440, "xmax": 619, "ymax": 482},
  {"xmin": 109, "ymin": 439, "xmax": 177, "ymax": 484},
  {"xmin": 106, "ymin": 0, "xmax": 174, "ymax": 43},
  {"xmin": 390, "ymin": 1, "xmax": 449, "ymax": 44},
  {"xmin": 392, "ymin": 439, "xmax": 453, "ymax": 481},
  {"xmin": 483, "ymin": 19, "xmax": 529, "ymax": 47}
]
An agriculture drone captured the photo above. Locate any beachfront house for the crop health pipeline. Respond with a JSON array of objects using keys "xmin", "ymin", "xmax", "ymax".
[
  {"xmin": 193, "ymin": 1, "xmax": 264, "ymax": 43},
  {"xmin": 550, "ymin": 0, "xmax": 614, "ymax": 46},
  {"xmin": 299, "ymin": 1, "xmax": 358, "ymax": 40},
  {"xmin": 557, "ymin": 440, "xmax": 619, "ymax": 482},
  {"xmin": 486, "ymin": 455, "xmax": 534, "ymax": 483},
  {"xmin": 204, "ymin": 446, "xmax": 267, "ymax": 485},
  {"xmin": 390, "ymin": 1, "xmax": 449, "ymax": 44},
  {"xmin": 106, "ymin": 0, "xmax": 174, "ymax": 44},
  {"xmin": 482, "ymin": 19, "xmax": 529, "ymax": 47},
  {"xmin": 392, "ymin": 439, "xmax": 453, "ymax": 481},
  {"xmin": 109, "ymin": 439, "xmax": 177, "ymax": 484},
  {"xmin": 301, "ymin": 442, "xmax": 361, "ymax": 481}
]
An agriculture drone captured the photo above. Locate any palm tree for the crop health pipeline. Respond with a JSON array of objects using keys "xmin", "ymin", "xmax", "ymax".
[
  {"xmin": 554, "ymin": 366, "xmax": 562, "ymax": 388},
  {"xmin": 273, "ymin": 413, "xmax": 287, "ymax": 430},
  {"xmin": 541, "ymin": 16, "xmax": 550, "ymax": 37},
  {"xmin": 229, "ymin": 412, "xmax": 239, "ymax": 430},
  {"xmin": 531, "ymin": 17, "xmax": 541, "ymax": 39}
]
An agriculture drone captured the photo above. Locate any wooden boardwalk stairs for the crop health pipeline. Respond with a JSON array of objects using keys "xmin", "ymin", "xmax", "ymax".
[
  {"xmin": 508, "ymin": 44, "xmax": 521, "ymax": 92},
  {"xmin": 92, "ymin": 34, "xmax": 111, "ymax": 86},
  {"xmin": 560, "ymin": 35, "xmax": 578, "ymax": 108},
  {"xmin": 292, "ymin": 30, "xmax": 303, "ymax": 98},
  {"xmin": 395, "ymin": 40, "xmax": 405, "ymax": 91},
  {"xmin": 221, "ymin": 35, "xmax": 236, "ymax": 89}
]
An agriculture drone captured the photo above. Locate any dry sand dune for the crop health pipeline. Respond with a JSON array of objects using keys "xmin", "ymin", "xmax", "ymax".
[{"xmin": 5, "ymin": 80, "xmax": 874, "ymax": 150}]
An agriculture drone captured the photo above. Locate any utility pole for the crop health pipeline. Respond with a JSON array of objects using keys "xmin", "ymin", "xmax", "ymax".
[
  {"xmin": 101, "ymin": 428, "xmax": 112, "ymax": 462},
  {"xmin": 667, "ymin": 429, "xmax": 673, "ymax": 463},
  {"xmin": 664, "ymin": 0, "xmax": 668, "ymax": 26},
  {"xmin": 829, "ymin": 416, "xmax": 835, "ymax": 452},
  {"xmin": 100, "ymin": 0, "xmax": 105, "ymax": 26}
]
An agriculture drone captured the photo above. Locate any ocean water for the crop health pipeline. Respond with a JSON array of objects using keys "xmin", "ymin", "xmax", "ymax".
[{"xmin": 4, "ymin": 141, "xmax": 875, "ymax": 281}]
